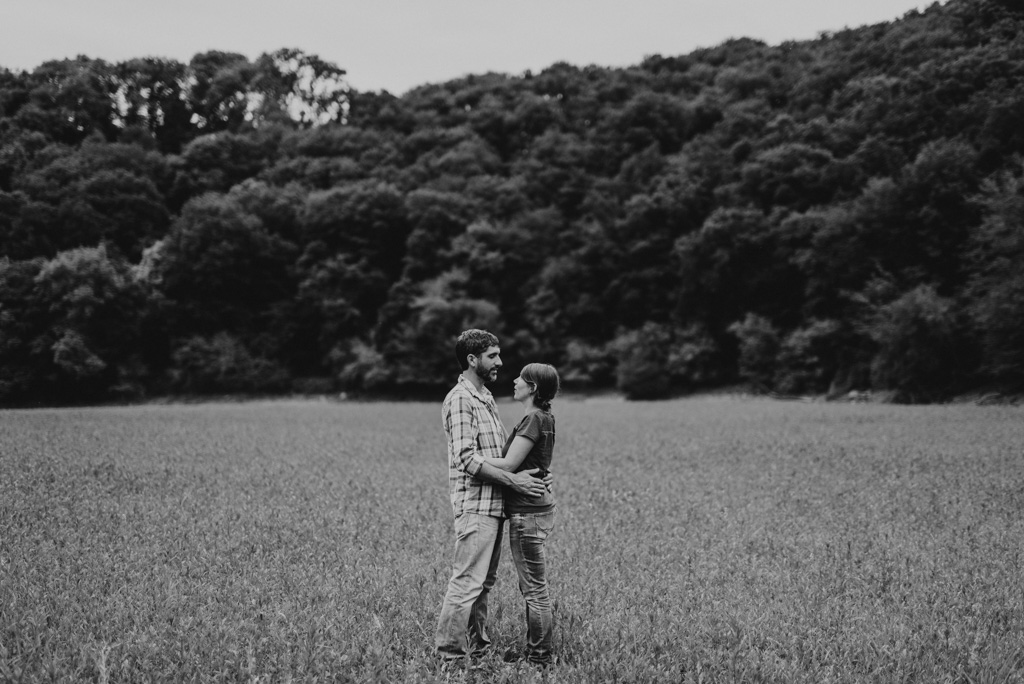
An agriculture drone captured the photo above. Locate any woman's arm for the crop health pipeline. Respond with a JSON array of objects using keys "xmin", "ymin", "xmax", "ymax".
[{"xmin": 482, "ymin": 435, "xmax": 534, "ymax": 472}]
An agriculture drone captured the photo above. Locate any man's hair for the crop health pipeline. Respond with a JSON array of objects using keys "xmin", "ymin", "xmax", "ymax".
[
  {"xmin": 455, "ymin": 329, "xmax": 499, "ymax": 370},
  {"xmin": 520, "ymin": 363, "xmax": 560, "ymax": 411}
]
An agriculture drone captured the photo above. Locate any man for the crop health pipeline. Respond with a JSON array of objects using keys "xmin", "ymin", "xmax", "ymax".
[{"xmin": 435, "ymin": 329, "xmax": 549, "ymax": 661}]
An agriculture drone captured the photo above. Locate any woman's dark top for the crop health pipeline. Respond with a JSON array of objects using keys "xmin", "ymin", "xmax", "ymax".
[{"xmin": 501, "ymin": 410, "xmax": 555, "ymax": 514}]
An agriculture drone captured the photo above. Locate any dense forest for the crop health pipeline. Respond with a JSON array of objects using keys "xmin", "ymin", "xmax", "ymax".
[{"xmin": 2, "ymin": 0, "xmax": 1023, "ymax": 405}]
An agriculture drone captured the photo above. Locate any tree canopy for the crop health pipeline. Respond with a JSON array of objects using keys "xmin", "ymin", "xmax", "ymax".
[{"xmin": 2, "ymin": 0, "xmax": 1024, "ymax": 404}]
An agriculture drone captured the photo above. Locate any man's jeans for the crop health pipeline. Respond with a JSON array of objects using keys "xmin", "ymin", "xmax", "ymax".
[
  {"xmin": 508, "ymin": 511, "xmax": 555, "ymax": 664},
  {"xmin": 435, "ymin": 513, "xmax": 504, "ymax": 659}
]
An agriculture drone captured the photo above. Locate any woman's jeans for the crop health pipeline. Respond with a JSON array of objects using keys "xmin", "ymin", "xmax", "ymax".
[
  {"xmin": 508, "ymin": 511, "xmax": 555, "ymax": 664},
  {"xmin": 435, "ymin": 513, "xmax": 504, "ymax": 659}
]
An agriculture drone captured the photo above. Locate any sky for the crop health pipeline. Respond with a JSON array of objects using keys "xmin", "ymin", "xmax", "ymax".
[{"xmin": 2, "ymin": 0, "xmax": 930, "ymax": 95}]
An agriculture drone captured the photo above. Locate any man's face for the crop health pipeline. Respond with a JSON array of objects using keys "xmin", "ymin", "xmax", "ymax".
[{"xmin": 471, "ymin": 345, "xmax": 502, "ymax": 384}]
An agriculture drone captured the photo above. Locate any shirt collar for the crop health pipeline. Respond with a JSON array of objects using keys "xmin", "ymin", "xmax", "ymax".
[{"xmin": 458, "ymin": 374, "xmax": 494, "ymax": 404}]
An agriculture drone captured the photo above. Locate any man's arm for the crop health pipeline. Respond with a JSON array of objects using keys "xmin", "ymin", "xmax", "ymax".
[
  {"xmin": 474, "ymin": 462, "xmax": 548, "ymax": 498},
  {"xmin": 447, "ymin": 393, "xmax": 550, "ymax": 497},
  {"xmin": 478, "ymin": 439, "xmax": 554, "ymax": 495},
  {"xmin": 447, "ymin": 393, "xmax": 488, "ymax": 476}
]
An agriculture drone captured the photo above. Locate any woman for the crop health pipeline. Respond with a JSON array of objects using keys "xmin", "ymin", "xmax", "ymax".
[{"xmin": 483, "ymin": 362, "xmax": 560, "ymax": 666}]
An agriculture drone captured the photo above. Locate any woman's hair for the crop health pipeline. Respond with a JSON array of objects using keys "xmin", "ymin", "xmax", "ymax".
[{"xmin": 521, "ymin": 363, "xmax": 560, "ymax": 411}]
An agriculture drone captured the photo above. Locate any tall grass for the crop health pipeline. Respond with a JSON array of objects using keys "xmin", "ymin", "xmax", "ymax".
[{"xmin": 2, "ymin": 397, "xmax": 1022, "ymax": 682}]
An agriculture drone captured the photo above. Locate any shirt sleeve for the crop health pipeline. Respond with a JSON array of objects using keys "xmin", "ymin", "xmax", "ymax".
[
  {"xmin": 448, "ymin": 393, "xmax": 485, "ymax": 476},
  {"xmin": 517, "ymin": 412, "xmax": 543, "ymax": 443}
]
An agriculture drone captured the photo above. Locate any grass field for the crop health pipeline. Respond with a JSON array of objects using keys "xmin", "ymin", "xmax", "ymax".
[{"xmin": 2, "ymin": 396, "xmax": 1023, "ymax": 683}]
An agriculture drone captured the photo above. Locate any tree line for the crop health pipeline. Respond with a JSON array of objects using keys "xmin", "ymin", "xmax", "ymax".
[{"xmin": 2, "ymin": 0, "xmax": 1023, "ymax": 405}]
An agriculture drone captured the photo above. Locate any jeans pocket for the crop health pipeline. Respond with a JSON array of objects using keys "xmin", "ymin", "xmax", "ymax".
[
  {"xmin": 455, "ymin": 512, "xmax": 481, "ymax": 540},
  {"xmin": 535, "ymin": 512, "xmax": 555, "ymax": 538},
  {"xmin": 511, "ymin": 512, "xmax": 554, "ymax": 540}
]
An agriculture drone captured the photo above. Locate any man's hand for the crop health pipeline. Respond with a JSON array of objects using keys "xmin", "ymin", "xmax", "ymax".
[
  {"xmin": 507, "ymin": 468, "xmax": 548, "ymax": 498},
  {"xmin": 475, "ymin": 462, "xmax": 553, "ymax": 498}
]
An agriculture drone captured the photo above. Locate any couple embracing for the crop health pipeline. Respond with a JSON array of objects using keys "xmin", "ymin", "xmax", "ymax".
[{"xmin": 435, "ymin": 329, "xmax": 560, "ymax": 667}]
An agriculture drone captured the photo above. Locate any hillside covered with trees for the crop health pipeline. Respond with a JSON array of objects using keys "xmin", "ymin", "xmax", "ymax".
[{"xmin": 2, "ymin": 0, "xmax": 1023, "ymax": 404}]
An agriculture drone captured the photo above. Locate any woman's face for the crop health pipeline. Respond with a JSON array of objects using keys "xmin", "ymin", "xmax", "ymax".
[{"xmin": 513, "ymin": 375, "xmax": 534, "ymax": 403}]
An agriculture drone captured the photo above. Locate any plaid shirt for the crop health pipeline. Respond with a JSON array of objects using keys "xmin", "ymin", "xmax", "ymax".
[{"xmin": 442, "ymin": 375, "xmax": 508, "ymax": 518}]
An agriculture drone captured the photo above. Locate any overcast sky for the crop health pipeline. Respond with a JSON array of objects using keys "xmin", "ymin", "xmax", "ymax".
[{"xmin": 2, "ymin": 0, "xmax": 929, "ymax": 95}]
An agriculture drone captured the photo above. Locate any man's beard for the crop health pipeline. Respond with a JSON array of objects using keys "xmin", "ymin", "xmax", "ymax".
[{"xmin": 475, "ymin": 365, "xmax": 497, "ymax": 383}]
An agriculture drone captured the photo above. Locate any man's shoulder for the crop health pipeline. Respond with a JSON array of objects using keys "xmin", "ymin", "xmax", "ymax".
[
  {"xmin": 443, "ymin": 380, "xmax": 476, "ymax": 411},
  {"xmin": 444, "ymin": 380, "xmax": 469, "ymax": 401}
]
